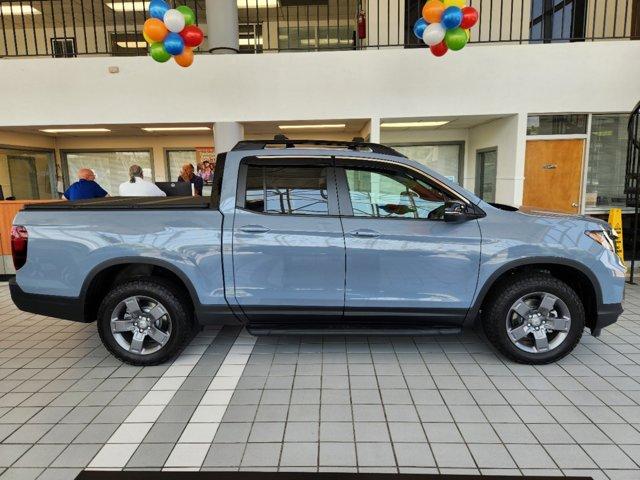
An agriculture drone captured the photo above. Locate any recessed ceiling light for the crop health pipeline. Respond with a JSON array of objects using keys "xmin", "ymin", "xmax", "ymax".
[
  {"xmin": 40, "ymin": 128, "xmax": 111, "ymax": 133},
  {"xmin": 142, "ymin": 127, "xmax": 211, "ymax": 132},
  {"xmin": 105, "ymin": 1, "xmax": 149, "ymax": 12},
  {"xmin": 279, "ymin": 124, "xmax": 346, "ymax": 130},
  {"xmin": 116, "ymin": 41, "xmax": 148, "ymax": 49},
  {"xmin": 1, "ymin": 4, "xmax": 41, "ymax": 15},
  {"xmin": 381, "ymin": 121, "xmax": 450, "ymax": 128}
]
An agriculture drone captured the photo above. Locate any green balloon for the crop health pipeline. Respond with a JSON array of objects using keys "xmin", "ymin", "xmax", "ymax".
[
  {"xmin": 149, "ymin": 42, "xmax": 171, "ymax": 63},
  {"xmin": 444, "ymin": 27, "xmax": 468, "ymax": 51},
  {"xmin": 176, "ymin": 5, "xmax": 196, "ymax": 26}
]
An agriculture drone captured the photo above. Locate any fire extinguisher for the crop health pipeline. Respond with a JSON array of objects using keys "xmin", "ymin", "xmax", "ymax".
[{"xmin": 357, "ymin": 10, "xmax": 366, "ymax": 40}]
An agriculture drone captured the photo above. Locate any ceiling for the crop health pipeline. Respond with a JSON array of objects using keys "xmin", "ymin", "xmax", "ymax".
[{"xmin": 380, "ymin": 115, "xmax": 511, "ymax": 130}]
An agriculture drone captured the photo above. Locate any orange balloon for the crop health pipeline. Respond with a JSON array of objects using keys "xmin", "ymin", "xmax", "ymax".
[
  {"xmin": 422, "ymin": 0, "xmax": 445, "ymax": 23},
  {"xmin": 174, "ymin": 47, "xmax": 194, "ymax": 67},
  {"xmin": 143, "ymin": 18, "xmax": 168, "ymax": 43}
]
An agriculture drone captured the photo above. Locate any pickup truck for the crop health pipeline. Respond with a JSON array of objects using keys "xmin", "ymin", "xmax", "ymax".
[{"xmin": 9, "ymin": 139, "xmax": 626, "ymax": 365}]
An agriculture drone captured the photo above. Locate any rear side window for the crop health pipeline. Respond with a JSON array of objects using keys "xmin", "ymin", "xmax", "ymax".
[{"xmin": 244, "ymin": 165, "xmax": 329, "ymax": 215}]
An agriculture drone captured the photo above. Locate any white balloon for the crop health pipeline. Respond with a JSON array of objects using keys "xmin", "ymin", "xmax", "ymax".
[
  {"xmin": 422, "ymin": 23, "xmax": 446, "ymax": 46},
  {"xmin": 163, "ymin": 9, "xmax": 185, "ymax": 33}
]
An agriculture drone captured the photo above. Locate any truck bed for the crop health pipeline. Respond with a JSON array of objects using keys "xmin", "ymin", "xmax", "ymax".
[{"xmin": 23, "ymin": 196, "xmax": 211, "ymax": 210}]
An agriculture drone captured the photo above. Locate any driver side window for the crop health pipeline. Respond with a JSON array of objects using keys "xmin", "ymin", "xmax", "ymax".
[{"xmin": 345, "ymin": 167, "xmax": 450, "ymax": 220}]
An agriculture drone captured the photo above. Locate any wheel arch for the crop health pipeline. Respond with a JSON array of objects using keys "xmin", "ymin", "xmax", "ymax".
[
  {"xmin": 467, "ymin": 257, "xmax": 601, "ymax": 331},
  {"xmin": 81, "ymin": 257, "xmax": 201, "ymax": 323}
]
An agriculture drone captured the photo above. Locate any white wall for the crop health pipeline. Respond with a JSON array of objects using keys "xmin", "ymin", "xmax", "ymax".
[{"xmin": 0, "ymin": 41, "xmax": 638, "ymax": 128}]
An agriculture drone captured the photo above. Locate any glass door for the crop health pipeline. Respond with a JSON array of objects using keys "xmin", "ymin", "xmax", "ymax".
[{"xmin": 476, "ymin": 148, "xmax": 497, "ymax": 203}]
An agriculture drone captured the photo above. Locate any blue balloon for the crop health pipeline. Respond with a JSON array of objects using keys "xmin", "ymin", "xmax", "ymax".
[
  {"xmin": 163, "ymin": 32, "xmax": 185, "ymax": 56},
  {"xmin": 413, "ymin": 18, "xmax": 428, "ymax": 40},
  {"xmin": 149, "ymin": 0, "xmax": 170, "ymax": 20},
  {"xmin": 441, "ymin": 6, "xmax": 462, "ymax": 29}
]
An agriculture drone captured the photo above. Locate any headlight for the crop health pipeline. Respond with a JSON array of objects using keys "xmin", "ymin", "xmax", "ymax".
[{"xmin": 585, "ymin": 230, "xmax": 615, "ymax": 252}]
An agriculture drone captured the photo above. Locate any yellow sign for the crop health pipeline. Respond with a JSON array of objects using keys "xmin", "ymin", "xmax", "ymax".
[{"xmin": 608, "ymin": 208, "xmax": 624, "ymax": 262}]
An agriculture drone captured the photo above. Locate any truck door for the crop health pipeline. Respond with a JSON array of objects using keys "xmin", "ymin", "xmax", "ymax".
[
  {"xmin": 232, "ymin": 157, "xmax": 345, "ymax": 325},
  {"xmin": 335, "ymin": 160, "xmax": 481, "ymax": 326}
]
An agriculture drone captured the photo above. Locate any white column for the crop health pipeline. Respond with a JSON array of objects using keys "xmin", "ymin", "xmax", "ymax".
[
  {"xmin": 214, "ymin": 122, "xmax": 244, "ymax": 153},
  {"xmin": 205, "ymin": 0, "xmax": 239, "ymax": 53},
  {"xmin": 369, "ymin": 117, "xmax": 381, "ymax": 143}
]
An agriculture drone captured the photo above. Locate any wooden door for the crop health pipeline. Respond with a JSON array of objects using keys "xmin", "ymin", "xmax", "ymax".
[{"xmin": 522, "ymin": 139, "xmax": 585, "ymax": 214}]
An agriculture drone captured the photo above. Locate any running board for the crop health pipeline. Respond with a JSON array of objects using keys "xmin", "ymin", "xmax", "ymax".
[{"xmin": 247, "ymin": 326, "xmax": 462, "ymax": 336}]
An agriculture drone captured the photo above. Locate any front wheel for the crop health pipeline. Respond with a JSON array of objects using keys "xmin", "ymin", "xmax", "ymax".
[
  {"xmin": 482, "ymin": 273, "xmax": 585, "ymax": 364},
  {"xmin": 97, "ymin": 279, "xmax": 193, "ymax": 366}
]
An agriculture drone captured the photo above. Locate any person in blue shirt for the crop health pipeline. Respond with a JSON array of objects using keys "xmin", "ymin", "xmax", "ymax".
[{"xmin": 63, "ymin": 168, "xmax": 108, "ymax": 201}]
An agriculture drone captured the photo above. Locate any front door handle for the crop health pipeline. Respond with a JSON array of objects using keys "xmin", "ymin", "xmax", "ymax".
[
  {"xmin": 239, "ymin": 225, "xmax": 270, "ymax": 234},
  {"xmin": 348, "ymin": 229, "xmax": 381, "ymax": 238}
]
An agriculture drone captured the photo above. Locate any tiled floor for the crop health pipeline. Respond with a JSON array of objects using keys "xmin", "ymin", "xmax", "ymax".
[{"xmin": 1, "ymin": 283, "xmax": 640, "ymax": 479}]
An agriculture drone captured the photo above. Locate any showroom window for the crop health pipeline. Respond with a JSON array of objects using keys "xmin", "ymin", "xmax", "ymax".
[
  {"xmin": 345, "ymin": 167, "xmax": 450, "ymax": 219},
  {"xmin": 0, "ymin": 148, "xmax": 57, "ymax": 200},
  {"xmin": 526, "ymin": 114, "xmax": 587, "ymax": 135},
  {"xmin": 166, "ymin": 150, "xmax": 197, "ymax": 181},
  {"xmin": 585, "ymin": 114, "xmax": 628, "ymax": 209},
  {"xmin": 390, "ymin": 143, "xmax": 464, "ymax": 184},
  {"xmin": 244, "ymin": 165, "xmax": 329, "ymax": 215},
  {"xmin": 64, "ymin": 150, "xmax": 153, "ymax": 196}
]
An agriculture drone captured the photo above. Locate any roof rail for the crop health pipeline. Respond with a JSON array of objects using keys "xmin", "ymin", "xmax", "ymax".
[{"xmin": 231, "ymin": 136, "xmax": 407, "ymax": 158}]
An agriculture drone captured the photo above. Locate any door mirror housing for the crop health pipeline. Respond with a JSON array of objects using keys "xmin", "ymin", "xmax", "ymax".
[{"xmin": 444, "ymin": 200, "xmax": 473, "ymax": 223}]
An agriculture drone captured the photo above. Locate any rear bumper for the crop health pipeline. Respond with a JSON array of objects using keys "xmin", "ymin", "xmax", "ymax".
[
  {"xmin": 9, "ymin": 278, "xmax": 85, "ymax": 322},
  {"xmin": 591, "ymin": 302, "xmax": 623, "ymax": 336}
]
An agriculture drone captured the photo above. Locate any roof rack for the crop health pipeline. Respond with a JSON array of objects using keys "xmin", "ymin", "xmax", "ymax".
[{"xmin": 231, "ymin": 135, "xmax": 407, "ymax": 158}]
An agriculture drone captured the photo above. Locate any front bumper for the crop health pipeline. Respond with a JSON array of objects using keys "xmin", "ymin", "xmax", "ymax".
[
  {"xmin": 9, "ymin": 278, "xmax": 85, "ymax": 322},
  {"xmin": 591, "ymin": 302, "xmax": 623, "ymax": 336}
]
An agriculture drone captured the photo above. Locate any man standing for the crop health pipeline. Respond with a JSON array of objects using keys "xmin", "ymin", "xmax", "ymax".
[{"xmin": 63, "ymin": 168, "xmax": 108, "ymax": 200}]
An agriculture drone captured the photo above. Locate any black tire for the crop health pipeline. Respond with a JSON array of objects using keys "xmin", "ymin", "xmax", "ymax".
[
  {"xmin": 482, "ymin": 273, "xmax": 585, "ymax": 364},
  {"xmin": 97, "ymin": 278, "xmax": 193, "ymax": 366}
]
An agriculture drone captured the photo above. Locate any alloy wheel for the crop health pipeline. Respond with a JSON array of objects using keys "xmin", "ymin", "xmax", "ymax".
[{"xmin": 110, "ymin": 295, "xmax": 172, "ymax": 355}]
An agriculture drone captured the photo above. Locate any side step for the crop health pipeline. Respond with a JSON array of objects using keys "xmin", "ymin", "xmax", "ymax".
[{"xmin": 247, "ymin": 326, "xmax": 462, "ymax": 336}]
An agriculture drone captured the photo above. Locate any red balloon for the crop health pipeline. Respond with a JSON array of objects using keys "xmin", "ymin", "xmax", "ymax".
[
  {"xmin": 180, "ymin": 25, "xmax": 204, "ymax": 48},
  {"xmin": 430, "ymin": 41, "xmax": 448, "ymax": 57},
  {"xmin": 460, "ymin": 6, "xmax": 479, "ymax": 29}
]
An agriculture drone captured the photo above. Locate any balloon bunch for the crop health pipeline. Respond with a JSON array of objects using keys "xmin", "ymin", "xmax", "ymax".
[
  {"xmin": 412, "ymin": 0, "xmax": 478, "ymax": 57},
  {"xmin": 143, "ymin": 0, "xmax": 204, "ymax": 67}
]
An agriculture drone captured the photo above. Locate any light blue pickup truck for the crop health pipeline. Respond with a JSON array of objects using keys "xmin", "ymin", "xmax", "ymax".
[{"xmin": 9, "ymin": 139, "xmax": 625, "ymax": 365}]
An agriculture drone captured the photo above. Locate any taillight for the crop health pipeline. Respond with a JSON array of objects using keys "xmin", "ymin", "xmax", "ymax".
[{"xmin": 11, "ymin": 225, "xmax": 28, "ymax": 270}]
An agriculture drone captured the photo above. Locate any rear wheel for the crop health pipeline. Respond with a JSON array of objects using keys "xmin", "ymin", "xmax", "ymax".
[
  {"xmin": 97, "ymin": 279, "xmax": 193, "ymax": 365},
  {"xmin": 482, "ymin": 273, "xmax": 585, "ymax": 364}
]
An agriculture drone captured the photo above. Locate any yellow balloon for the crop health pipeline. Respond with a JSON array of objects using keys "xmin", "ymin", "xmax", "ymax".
[
  {"xmin": 444, "ymin": 0, "xmax": 466, "ymax": 7},
  {"xmin": 465, "ymin": 28, "xmax": 471, "ymax": 41},
  {"xmin": 143, "ymin": 30, "xmax": 153, "ymax": 44}
]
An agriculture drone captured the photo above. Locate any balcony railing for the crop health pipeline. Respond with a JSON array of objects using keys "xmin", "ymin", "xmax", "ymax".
[{"xmin": 0, "ymin": 0, "xmax": 637, "ymax": 58}]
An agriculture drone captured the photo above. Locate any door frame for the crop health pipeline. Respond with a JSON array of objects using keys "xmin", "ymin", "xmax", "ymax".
[{"xmin": 475, "ymin": 146, "xmax": 498, "ymax": 202}]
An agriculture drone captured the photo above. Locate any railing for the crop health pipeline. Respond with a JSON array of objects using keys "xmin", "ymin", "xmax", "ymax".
[
  {"xmin": 626, "ymin": 100, "xmax": 640, "ymax": 280},
  {"xmin": 0, "ymin": 0, "xmax": 637, "ymax": 58}
]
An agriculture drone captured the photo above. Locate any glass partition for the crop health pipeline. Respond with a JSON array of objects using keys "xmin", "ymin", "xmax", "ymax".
[
  {"xmin": 64, "ymin": 150, "xmax": 153, "ymax": 196},
  {"xmin": 166, "ymin": 150, "xmax": 197, "ymax": 181},
  {"xmin": 0, "ymin": 148, "xmax": 57, "ymax": 200},
  {"xmin": 389, "ymin": 143, "xmax": 464, "ymax": 184}
]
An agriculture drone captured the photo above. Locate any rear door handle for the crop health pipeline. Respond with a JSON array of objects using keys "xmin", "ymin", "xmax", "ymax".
[
  {"xmin": 238, "ymin": 225, "xmax": 270, "ymax": 234},
  {"xmin": 348, "ymin": 229, "xmax": 381, "ymax": 238}
]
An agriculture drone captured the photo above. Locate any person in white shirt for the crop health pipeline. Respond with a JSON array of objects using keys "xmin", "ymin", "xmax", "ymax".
[{"xmin": 119, "ymin": 165, "xmax": 166, "ymax": 197}]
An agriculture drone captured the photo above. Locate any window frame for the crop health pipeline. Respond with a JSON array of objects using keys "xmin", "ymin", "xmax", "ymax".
[
  {"xmin": 235, "ymin": 156, "xmax": 339, "ymax": 217},
  {"xmin": 334, "ymin": 158, "xmax": 467, "ymax": 220}
]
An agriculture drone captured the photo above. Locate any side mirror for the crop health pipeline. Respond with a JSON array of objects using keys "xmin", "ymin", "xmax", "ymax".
[{"xmin": 444, "ymin": 200, "xmax": 469, "ymax": 223}]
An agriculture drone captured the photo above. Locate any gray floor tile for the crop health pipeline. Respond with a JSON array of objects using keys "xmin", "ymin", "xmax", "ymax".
[
  {"xmin": 126, "ymin": 443, "xmax": 173, "ymax": 468},
  {"xmin": 319, "ymin": 442, "xmax": 356, "ymax": 466},
  {"xmin": 50, "ymin": 443, "xmax": 102, "ymax": 468},
  {"xmin": 280, "ymin": 442, "xmax": 318, "ymax": 467}
]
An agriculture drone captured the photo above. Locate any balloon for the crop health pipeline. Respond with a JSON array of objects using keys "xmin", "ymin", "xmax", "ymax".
[
  {"xmin": 422, "ymin": 0, "xmax": 445, "ymax": 23},
  {"xmin": 460, "ymin": 6, "xmax": 479, "ymax": 29},
  {"xmin": 441, "ymin": 6, "xmax": 462, "ymax": 29},
  {"xmin": 143, "ymin": 30, "xmax": 154, "ymax": 44},
  {"xmin": 422, "ymin": 23, "xmax": 446, "ymax": 46},
  {"xmin": 176, "ymin": 5, "xmax": 196, "ymax": 26},
  {"xmin": 174, "ymin": 47, "xmax": 194, "ymax": 67},
  {"xmin": 430, "ymin": 41, "xmax": 448, "ymax": 57},
  {"xmin": 149, "ymin": 42, "xmax": 171, "ymax": 62},
  {"xmin": 143, "ymin": 18, "xmax": 168, "ymax": 43},
  {"xmin": 465, "ymin": 28, "xmax": 471, "ymax": 41},
  {"xmin": 163, "ymin": 9, "xmax": 186, "ymax": 33},
  {"xmin": 149, "ymin": 0, "xmax": 169, "ymax": 20},
  {"xmin": 412, "ymin": 18, "xmax": 428, "ymax": 40},
  {"xmin": 444, "ymin": 27, "xmax": 468, "ymax": 50},
  {"xmin": 180, "ymin": 25, "xmax": 204, "ymax": 48},
  {"xmin": 163, "ymin": 32, "xmax": 185, "ymax": 55},
  {"xmin": 444, "ymin": 0, "xmax": 466, "ymax": 7}
]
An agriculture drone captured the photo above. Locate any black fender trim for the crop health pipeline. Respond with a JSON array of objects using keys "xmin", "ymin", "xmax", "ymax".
[
  {"xmin": 80, "ymin": 257, "xmax": 241, "ymax": 325},
  {"xmin": 10, "ymin": 278, "xmax": 85, "ymax": 322},
  {"xmin": 464, "ymin": 256, "xmax": 604, "ymax": 327}
]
